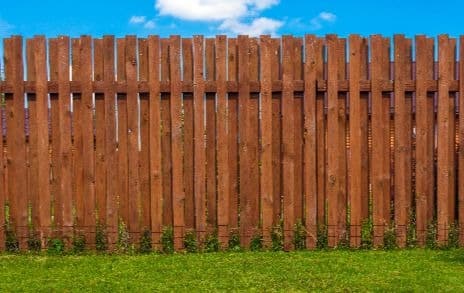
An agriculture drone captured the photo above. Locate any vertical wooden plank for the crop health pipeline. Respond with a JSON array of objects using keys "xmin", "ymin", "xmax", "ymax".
[
  {"xmin": 304, "ymin": 35, "xmax": 322, "ymax": 248},
  {"xmin": 116, "ymin": 38, "xmax": 129, "ymax": 228},
  {"xmin": 293, "ymin": 38, "xmax": 304, "ymax": 223},
  {"xmin": 160, "ymin": 38, "xmax": 173, "ymax": 228},
  {"xmin": 182, "ymin": 38, "xmax": 195, "ymax": 231},
  {"xmin": 260, "ymin": 35, "xmax": 273, "ymax": 247},
  {"xmin": 359, "ymin": 40, "xmax": 370, "ymax": 222},
  {"xmin": 349, "ymin": 35, "xmax": 363, "ymax": 247},
  {"xmin": 248, "ymin": 38, "xmax": 260, "ymax": 238},
  {"xmin": 0, "ymin": 62, "xmax": 5, "ymax": 249},
  {"xmin": 125, "ymin": 36, "xmax": 141, "ymax": 242},
  {"xmin": 147, "ymin": 36, "xmax": 162, "ymax": 248},
  {"xmin": 460, "ymin": 35, "xmax": 464, "ymax": 246},
  {"xmin": 216, "ymin": 35, "xmax": 229, "ymax": 247},
  {"xmin": 4, "ymin": 36, "xmax": 28, "ymax": 249},
  {"xmin": 238, "ymin": 35, "xmax": 252, "ymax": 246},
  {"xmin": 370, "ymin": 35, "xmax": 390, "ymax": 247},
  {"xmin": 437, "ymin": 35, "xmax": 454, "ymax": 245},
  {"xmin": 227, "ymin": 38, "xmax": 239, "ymax": 232},
  {"xmin": 416, "ymin": 36, "xmax": 434, "ymax": 247},
  {"xmin": 394, "ymin": 35, "xmax": 413, "ymax": 248},
  {"xmin": 205, "ymin": 38, "xmax": 217, "ymax": 231},
  {"xmin": 55, "ymin": 36, "xmax": 73, "ymax": 245},
  {"xmin": 79, "ymin": 36, "xmax": 96, "ymax": 245},
  {"xmin": 337, "ymin": 38, "xmax": 348, "ymax": 244},
  {"xmin": 138, "ymin": 38, "xmax": 151, "ymax": 233},
  {"xmin": 326, "ymin": 34, "xmax": 342, "ymax": 247},
  {"xmin": 34, "ymin": 36, "xmax": 51, "ymax": 245},
  {"xmin": 282, "ymin": 36, "xmax": 295, "ymax": 250},
  {"xmin": 103, "ymin": 36, "xmax": 117, "ymax": 250},
  {"xmin": 26, "ymin": 38, "xmax": 39, "ymax": 243},
  {"xmin": 193, "ymin": 36, "xmax": 206, "ymax": 241},
  {"xmin": 271, "ymin": 38, "xmax": 282, "ymax": 225},
  {"xmin": 72, "ymin": 38, "xmax": 85, "ymax": 238},
  {"xmin": 169, "ymin": 35, "xmax": 185, "ymax": 250},
  {"xmin": 93, "ymin": 39, "xmax": 107, "ymax": 228},
  {"xmin": 316, "ymin": 47, "xmax": 326, "ymax": 227},
  {"xmin": 448, "ymin": 39, "xmax": 457, "ymax": 225}
]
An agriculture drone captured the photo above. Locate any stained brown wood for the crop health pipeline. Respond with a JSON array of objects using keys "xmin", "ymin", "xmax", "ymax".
[
  {"xmin": 326, "ymin": 34, "xmax": 342, "ymax": 248},
  {"xmin": 303, "ymin": 35, "xmax": 322, "ymax": 249},
  {"xmin": 116, "ymin": 38, "xmax": 129, "ymax": 229},
  {"xmin": 79, "ymin": 36, "xmax": 96, "ymax": 245},
  {"xmin": 437, "ymin": 35, "xmax": 454, "ymax": 245},
  {"xmin": 26, "ymin": 38, "xmax": 40, "ymax": 244},
  {"xmin": 216, "ymin": 35, "xmax": 229, "ymax": 247},
  {"xmin": 138, "ymin": 38, "xmax": 151, "ymax": 233},
  {"xmin": 270, "ymin": 38, "xmax": 282, "ymax": 226},
  {"xmin": 72, "ymin": 38, "xmax": 85, "ymax": 239},
  {"xmin": 248, "ymin": 38, "xmax": 260, "ymax": 241},
  {"xmin": 94, "ymin": 39, "xmax": 107, "ymax": 229},
  {"xmin": 5, "ymin": 37, "xmax": 28, "ymax": 249},
  {"xmin": 282, "ymin": 36, "xmax": 295, "ymax": 250},
  {"xmin": 148, "ymin": 36, "xmax": 162, "ymax": 248},
  {"xmin": 348, "ymin": 35, "xmax": 363, "ymax": 248},
  {"xmin": 460, "ymin": 36, "xmax": 464, "ymax": 246},
  {"xmin": 169, "ymin": 36, "xmax": 185, "ymax": 250},
  {"xmin": 182, "ymin": 38, "xmax": 195, "ymax": 231},
  {"xmin": 103, "ymin": 36, "xmax": 117, "ymax": 250},
  {"xmin": 160, "ymin": 38, "xmax": 173, "ymax": 229},
  {"xmin": 260, "ymin": 35, "xmax": 273, "ymax": 247},
  {"xmin": 227, "ymin": 38, "xmax": 239, "ymax": 233},
  {"xmin": 238, "ymin": 35, "xmax": 252, "ymax": 247},
  {"xmin": 205, "ymin": 38, "xmax": 217, "ymax": 232},
  {"xmin": 293, "ymin": 38, "xmax": 304, "ymax": 224},
  {"xmin": 193, "ymin": 36, "xmax": 206, "ymax": 242},
  {"xmin": 3, "ymin": 34, "xmax": 464, "ymax": 251},
  {"xmin": 415, "ymin": 36, "xmax": 434, "ymax": 247},
  {"xmin": 371, "ymin": 35, "xmax": 390, "ymax": 247}
]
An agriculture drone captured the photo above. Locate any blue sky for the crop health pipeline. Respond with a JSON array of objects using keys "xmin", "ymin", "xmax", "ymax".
[{"xmin": 1, "ymin": 0, "xmax": 463, "ymax": 39}]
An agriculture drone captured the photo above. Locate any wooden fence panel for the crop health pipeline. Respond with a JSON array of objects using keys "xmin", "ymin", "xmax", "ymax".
[{"xmin": 1, "ymin": 34, "xmax": 464, "ymax": 251}]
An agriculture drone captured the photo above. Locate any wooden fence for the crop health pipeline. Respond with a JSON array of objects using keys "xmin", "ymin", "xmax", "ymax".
[{"xmin": 0, "ymin": 34, "xmax": 463, "ymax": 251}]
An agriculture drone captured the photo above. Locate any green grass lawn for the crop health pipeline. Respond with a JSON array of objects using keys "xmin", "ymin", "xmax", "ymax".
[{"xmin": 0, "ymin": 249, "xmax": 463, "ymax": 292}]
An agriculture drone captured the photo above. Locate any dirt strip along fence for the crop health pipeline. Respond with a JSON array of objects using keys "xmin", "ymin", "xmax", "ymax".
[{"xmin": 0, "ymin": 34, "xmax": 463, "ymax": 251}]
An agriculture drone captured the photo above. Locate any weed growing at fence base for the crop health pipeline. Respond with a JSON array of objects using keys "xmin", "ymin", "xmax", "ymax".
[{"xmin": 0, "ymin": 250, "xmax": 463, "ymax": 291}]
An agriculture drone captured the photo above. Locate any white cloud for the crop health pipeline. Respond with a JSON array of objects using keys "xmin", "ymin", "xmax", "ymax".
[
  {"xmin": 310, "ymin": 11, "xmax": 336, "ymax": 30},
  {"xmin": 129, "ymin": 16, "xmax": 147, "ymax": 24},
  {"xmin": 219, "ymin": 17, "xmax": 283, "ymax": 36},
  {"xmin": 155, "ymin": 0, "xmax": 279, "ymax": 21},
  {"xmin": 154, "ymin": 0, "xmax": 282, "ymax": 35},
  {"xmin": 144, "ymin": 20, "xmax": 156, "ymax": 29}
]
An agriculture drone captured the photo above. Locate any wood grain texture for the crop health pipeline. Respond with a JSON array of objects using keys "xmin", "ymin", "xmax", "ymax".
[
  {"xmin": 282, "ymin": 36, "xmax": 295, "ymax": 250},
  {"xmin": 415, "ymin": 36, "xmax": 434, "ymax": 247}
]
